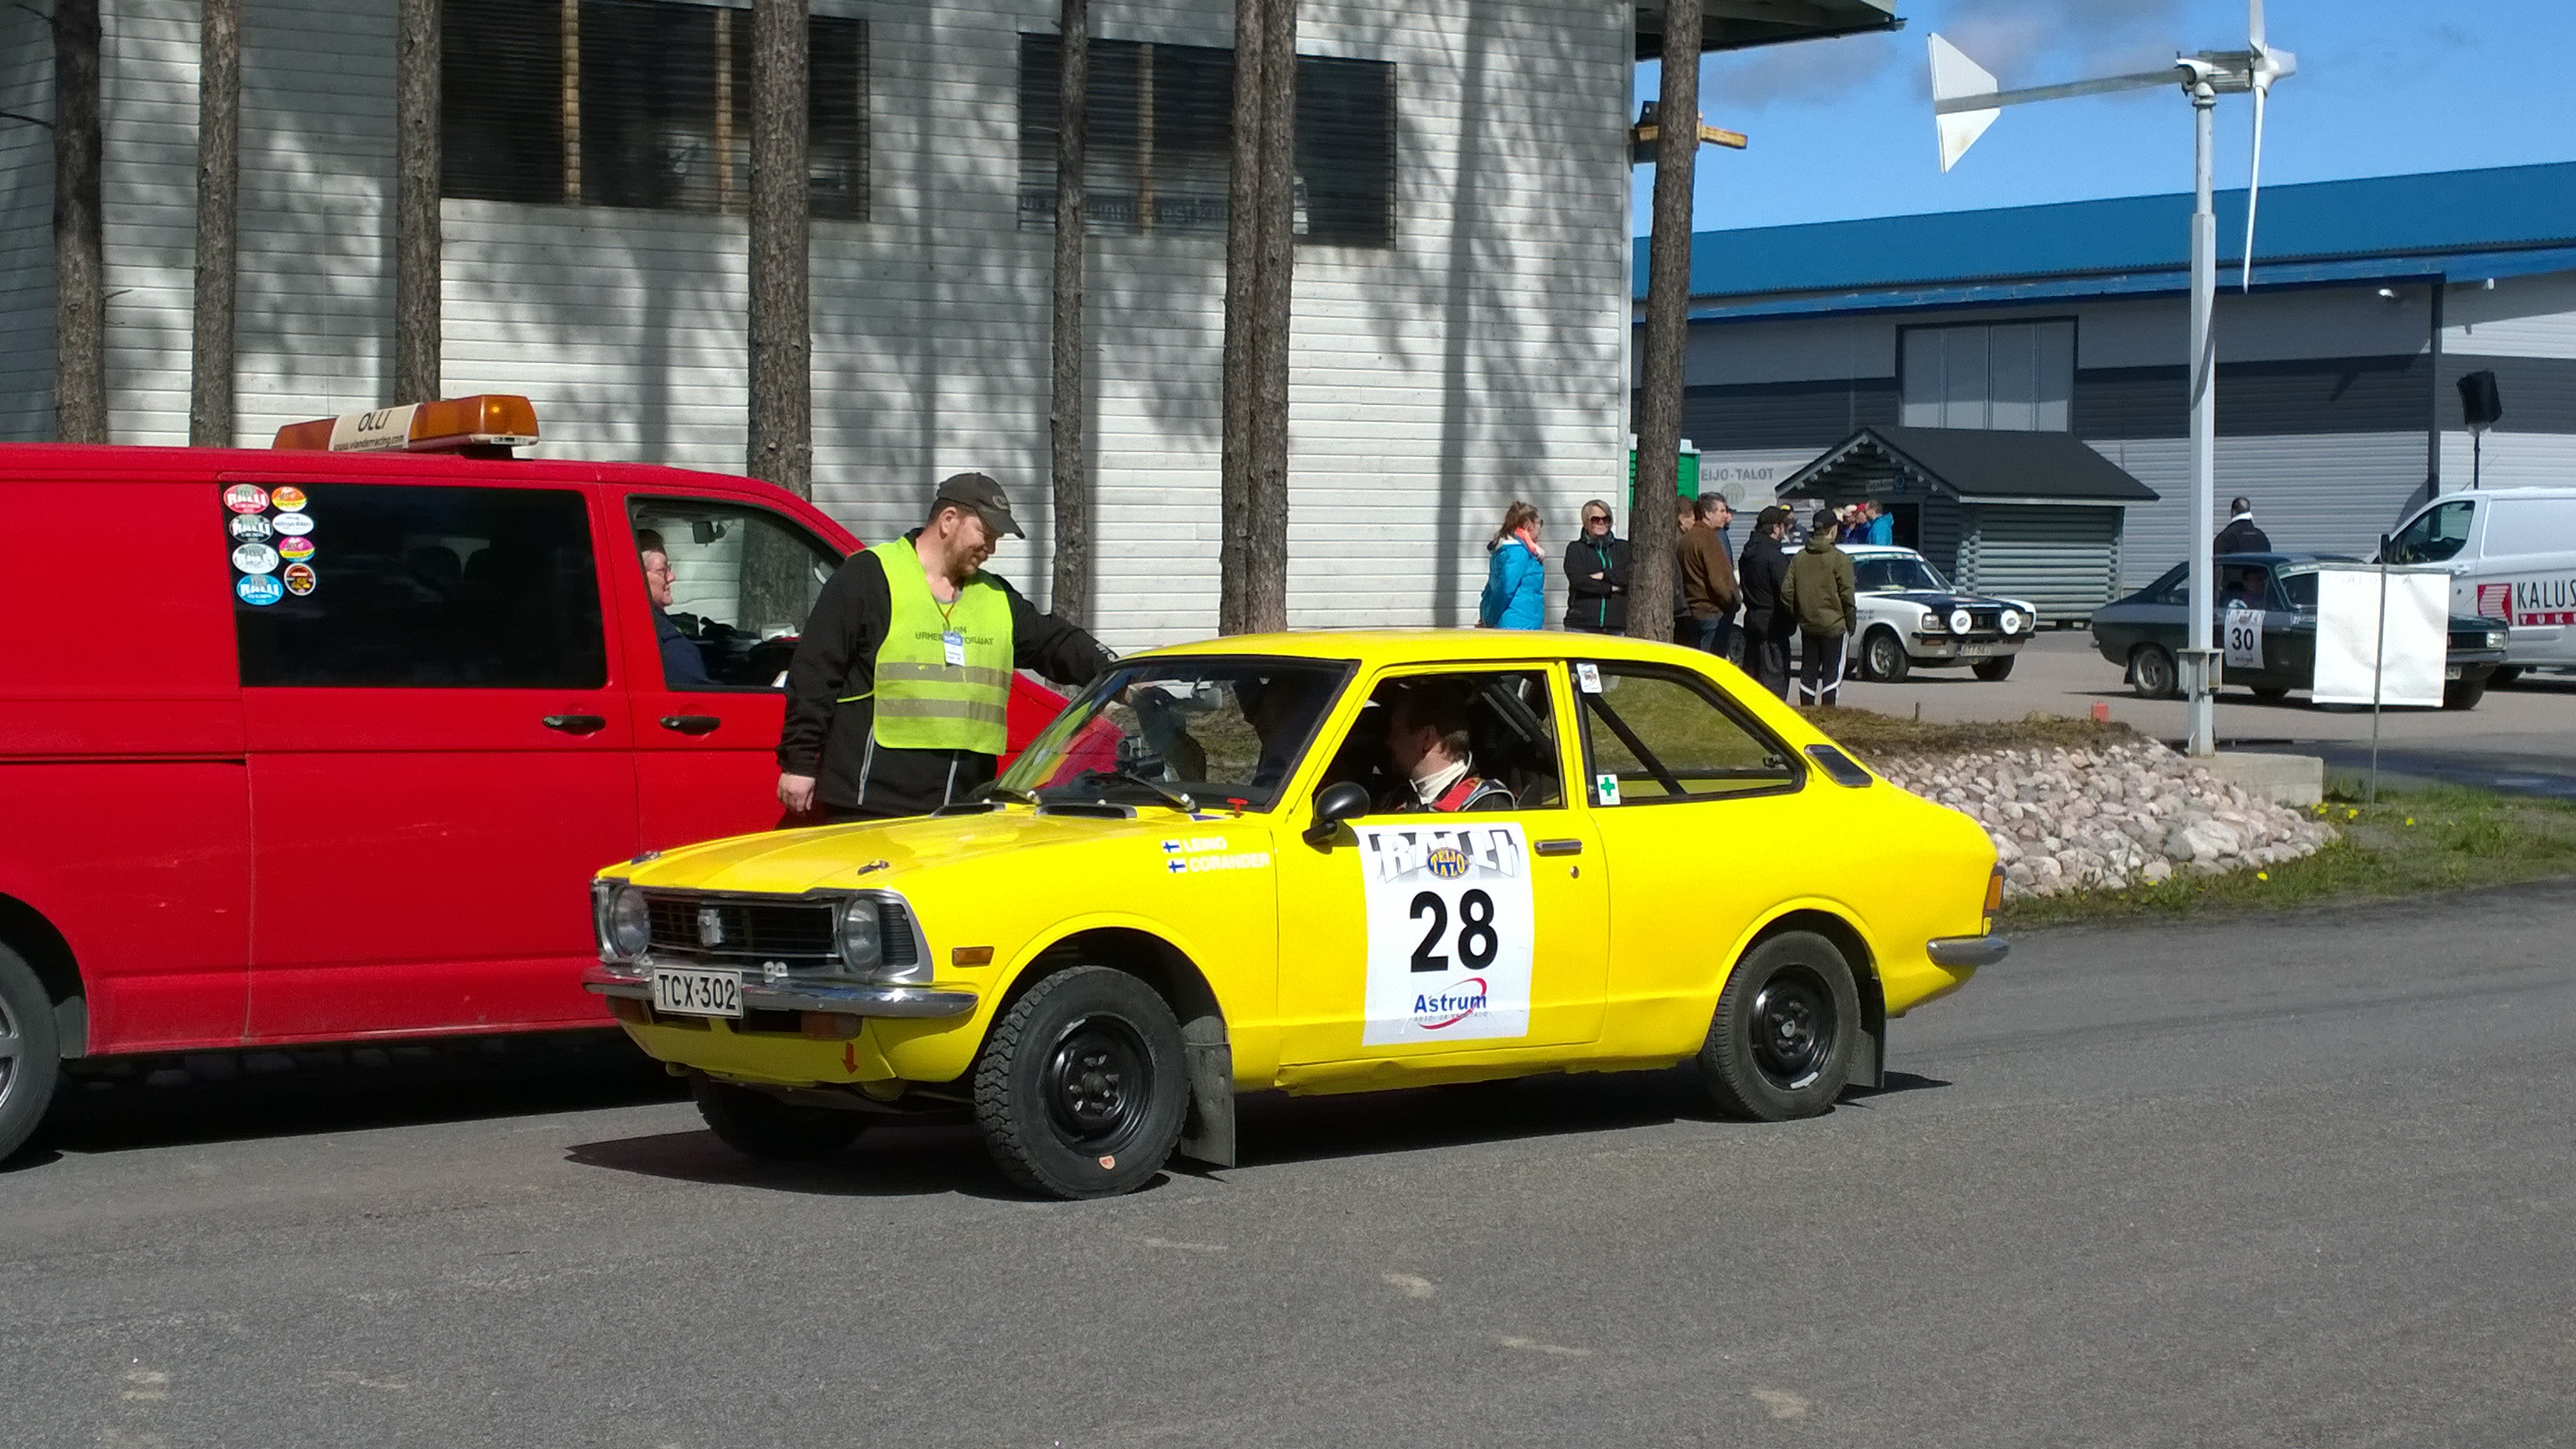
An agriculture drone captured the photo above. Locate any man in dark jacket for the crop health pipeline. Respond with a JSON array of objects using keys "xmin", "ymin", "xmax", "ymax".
[
  {"xmin": 1779, "ymin": 508, "xmax": 1857, "ymax": 709},
  {"xmin": 1561, "ymin": 498, "xmax": 1628, "ymax": 633},
  {"xmin": 2215, "ymin": 497, "xmax": 2271, "ymax": 554},
  {"xmin": 776, "ymin": 473, "xmax": 1115, "ymax": 822},
  {"xmin": 1736, "ymin": 506, "xmax": 1794, "ymax": 696}
]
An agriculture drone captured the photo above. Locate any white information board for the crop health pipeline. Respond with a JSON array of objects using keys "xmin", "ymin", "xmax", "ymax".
[
  {"xmin": 2313, "ymin": 566, "xmax": 2448, "ymax": 708},
  {"xmin": 1353, "ymin": 822, "xmax": 1534, "ymax": 1046}
]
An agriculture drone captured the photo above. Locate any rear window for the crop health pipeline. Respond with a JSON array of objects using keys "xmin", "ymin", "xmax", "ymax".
[
  {"xmin": 227, "ymin": 482, "xmax": 606, "ymax": 688},
  {"xmin": 2483, "ymin": 500, "xmax": 2576, "ymax": 558}
]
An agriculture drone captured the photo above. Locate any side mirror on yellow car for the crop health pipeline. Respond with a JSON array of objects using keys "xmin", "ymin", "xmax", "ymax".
[{"xmin": 1305, "ymin": 781, "xmax": 1373, "ymax": 847}]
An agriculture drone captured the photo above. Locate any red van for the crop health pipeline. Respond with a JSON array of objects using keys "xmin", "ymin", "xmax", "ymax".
[{"xmin": 0, "ymin": 398, "xmax": 1062, "ymax": 1161}]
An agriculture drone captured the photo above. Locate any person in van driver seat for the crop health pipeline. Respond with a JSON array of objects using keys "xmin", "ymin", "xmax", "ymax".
[
  {"xmin": 776, "ymin": 473, "xmax": 1116, "ymax": 823},
  {"xmin": 1376, "ymin": 678, "xmax": 1517, "ymax": 814},
  {"xmin": 636, "ymin": 530, "xmax": 714, "ymax": 687}
]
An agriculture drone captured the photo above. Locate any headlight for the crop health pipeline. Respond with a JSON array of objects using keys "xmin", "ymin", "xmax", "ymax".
[
  {"xmin": 2000, "ymin": 609, "xmax": 2023, "ymax": 635},
  {"xmin": 596, "ymin": 882, "xmax": 650, "ymax": 963},
  {"xmin": 837, "ymin": 898, "xmax": 883, "ymax": 975},
  {"xmin": 2487, "ymin": 629, "xmax": 2507, "ymax": 649},
  {"xmin": 1919, "ymin": 612, "xmax": 1948, "ymax": 633},
  {"xmin": 1950, "ymin": 609, "xmax": 1975, "ymax": 634}
]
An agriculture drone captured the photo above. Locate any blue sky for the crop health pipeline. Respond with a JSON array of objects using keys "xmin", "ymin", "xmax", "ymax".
[{"xmin": 1632, "ymin": 0, "xmax": 2576, "ymax": 236}]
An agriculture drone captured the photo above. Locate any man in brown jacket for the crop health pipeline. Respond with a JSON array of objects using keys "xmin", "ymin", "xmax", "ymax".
[
  {"xmin": 1779, "ymin": 507, "xmax": 1857, "ymax": 707},
  {"xmin": 1679, "ymin": 495, "xmax": 1741, "ymax": 658}
]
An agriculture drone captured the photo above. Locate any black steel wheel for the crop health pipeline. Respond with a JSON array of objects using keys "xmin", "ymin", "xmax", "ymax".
[
  {"xmin": 0, "ymin": 942, "xmax": 63, "ymax": 1166},
  {"xmin": 2444, "ymin": 678, "xmax": 2488, "ymax": 711},
  {"xmin": 974, "ymin": 966, "xmax": 1187, "ymax": 1199},
  {"xmin": 2131, "ymin": 645, "xmax": 2179, "ymax": 700},
  {"xmin": 1971, "ymin": 655, "xmax": 2016, "ymax": 682},
  {"xmin": 693, "ymin": 1078, "xmax": 868, "ymax": 1160},
  {"xmin": 1860, "ymin": 628, "xmax": 1910, "ymax": 683},
  {"xmin": 1699, "ymin": 931, "xmax": 1862, "ymax": 1122}
]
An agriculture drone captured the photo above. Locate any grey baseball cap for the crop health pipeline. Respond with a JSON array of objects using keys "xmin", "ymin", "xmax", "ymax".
[{"xmin": 933, "ymin": 471, "xmax": 1024, "ymax": 538}]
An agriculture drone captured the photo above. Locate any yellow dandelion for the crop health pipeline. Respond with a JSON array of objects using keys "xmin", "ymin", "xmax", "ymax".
[
  {"xmin": 2256, "ymin": 871, "xmax": 2269, "ymax": 881},
  {"xmin": 2405, "ymin": 817, "xmax": 2414, "ymax": 826}
]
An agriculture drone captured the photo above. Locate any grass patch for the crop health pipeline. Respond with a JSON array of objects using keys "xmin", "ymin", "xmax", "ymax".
[
  {"xmin": 2000, "ymin": 784, "xmax": 2576, "ymax": 929},
  {"xmin": 1815, "ymin": 708, "xmax": 2143, "ymax": 767}
]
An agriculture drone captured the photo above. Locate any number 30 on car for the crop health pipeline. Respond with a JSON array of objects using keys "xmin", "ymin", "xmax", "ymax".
[{"xmin": 587, "ymin": 631, "xmax": 2006, "ymax": 1198}]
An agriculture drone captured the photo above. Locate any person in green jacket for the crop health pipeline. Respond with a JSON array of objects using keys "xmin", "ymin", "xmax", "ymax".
[{"xmin": 1779, "ymin": 507, "xmax": 1857, "ymax": 708}]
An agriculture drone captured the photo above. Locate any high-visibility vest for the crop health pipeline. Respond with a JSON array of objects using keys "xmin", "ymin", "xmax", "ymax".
[{"xmin": 854, "ymin": 538, "xmax": 1013, "ymax": 755}]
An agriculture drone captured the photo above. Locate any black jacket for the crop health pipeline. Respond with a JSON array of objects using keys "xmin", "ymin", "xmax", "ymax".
[
  {"xmin": 1561, "ymin": 534, "xmax": 1630, "ymax": 631},
  {"xmin": 1737, "ymin": 532, "xmax": 1793, "ymax": 635},
  {"xmin": 2215, "ymin": 517, "xmax": 2272, "ymax": 554},
  {"xmin": 778, "ymin": 533, "xmax": 1115, "ymax": 818}
]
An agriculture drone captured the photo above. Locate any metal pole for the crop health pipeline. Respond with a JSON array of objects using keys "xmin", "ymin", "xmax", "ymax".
[
  {"xmin": 2184, "ymin": 82, "xmax": 2219, "ymax": 757},
  {"xmin": 2368, "ymin": 564, "xmax": 2388, "ymax": 803}
]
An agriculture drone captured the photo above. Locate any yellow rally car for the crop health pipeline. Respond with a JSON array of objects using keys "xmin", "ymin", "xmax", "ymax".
[{"xmin": 585, "ymin": 631, "xmax": 2003, "ymax": 1198}]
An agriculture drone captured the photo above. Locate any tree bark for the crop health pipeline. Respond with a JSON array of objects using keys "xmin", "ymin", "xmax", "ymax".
[
  {"xmin": 53, "ymin": 0, "xmax": 106, "ymax": 443},
  {"xmin": 746, "ymin": 0, "xmax": 813, "ymax": 497},
  {"xmin": 191, "ymin": 0, "xmax": 241, "ymax": 446},
  {"xmin": 1048, "ymin": 0, "xmax": 1090, "ymax": 623},
  {"xmin": 1220, "ymin": 0, "xmax": 1295, "ymax": 636},
  {"xmin": 1628, "ymin": 3, "xmax": 1699, "ymax": 641},
  {"xmin": 392, "ymin": 0, "xmax": 441, "ymax": 404}
]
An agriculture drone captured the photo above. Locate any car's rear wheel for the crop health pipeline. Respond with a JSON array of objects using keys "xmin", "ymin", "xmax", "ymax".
[
  {"xmin": 693, "ymin": 1078, "xmax": 868, "ymax": 1160},
  {"xmin": 1971, "ymin": 656, "xmax": 2016, "ymax": 682},
  {"xmin": 2444, "ymin": 678, "xmax": 2488, "ymax": 711},
  {"xmin": 0, "ymin": 943, "xmax": 63, "ymax": 1166},
  {"xmin": 1859, "ymin": 627, "xmax": 1909, "ymax": 683},
  {"xmin": 2131, "ymin": 644, "xmax": 2179, "ymax": 699},
  {"xmin": 974, "ymin": 966, "xmax": 1187, "ymax": 1199},
  {"xmin": 1698, "ymin": 932, "xmax": 1862, "ymax": 1122}
]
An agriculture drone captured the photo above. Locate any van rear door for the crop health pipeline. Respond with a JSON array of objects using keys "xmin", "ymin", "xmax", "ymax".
[{"xmin": 228, "ymin": 475, "xmax": 638, "ymax": 1040}]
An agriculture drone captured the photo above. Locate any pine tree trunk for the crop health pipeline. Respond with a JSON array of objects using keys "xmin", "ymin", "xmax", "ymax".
[
  {"xmin": 1048, "ymin": 0, "xmax": 1091, "ymax": 623},
  {"xmin": 746, "ymin": 0, "xmax": 813, "ymax": 497},
  {"xmin": 190, "ymin": 0, "xmax": 241, "ymax": 445},
  {"xmin": 392, "ymin": 0, "xmax": 441, "ymax": 405},
  {"xmin": 53, "ymin": 0, "xmax": 106, "ymax": 443},
  {"xmin": 1628, "ymin": 3, "xmax": 1699, "ymax": 641},
  {"xmin": 1220, "ymin": 0, "xmax": 1295, "ymax": 636}
]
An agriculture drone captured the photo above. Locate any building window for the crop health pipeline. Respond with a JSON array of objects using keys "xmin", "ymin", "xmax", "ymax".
[
  {"xmin": 442, "ymin": 0, "xmax": 866, "ymax": 221},
  {"xmin": 1016, "ymin": 34, "xmax": 1396, "ymax": 247},
  {"xmin": 1900, "ymin": 320, "xmax": 2074, "ymax": 431}
]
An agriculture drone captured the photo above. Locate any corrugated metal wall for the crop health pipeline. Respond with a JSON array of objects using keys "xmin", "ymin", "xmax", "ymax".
[
  {"xmin": 1956, "ymin": 505, "xmax": 2122, "ymax": 621},
  {"xmin": 2091, "ymin": 432, "xmax": 2429, "ymax": 589},
  {"xmin": 0, "ymin": 3, "xmax": 51, "ymax": 440}
]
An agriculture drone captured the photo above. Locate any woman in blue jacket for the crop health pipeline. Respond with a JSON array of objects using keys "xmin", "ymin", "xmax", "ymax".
[{"xmin": 1479, "ymin": 501, "xmax": 1548, "ymax": 630}]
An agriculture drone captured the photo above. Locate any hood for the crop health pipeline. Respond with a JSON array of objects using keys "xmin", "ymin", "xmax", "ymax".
[
  {"xmin": 615, "ymin": 805, "xmax": 1247, "ymax": 896},
  {"xmin": 1801, "ymin": 532, "xmax": 1840, "ymax": 554}
]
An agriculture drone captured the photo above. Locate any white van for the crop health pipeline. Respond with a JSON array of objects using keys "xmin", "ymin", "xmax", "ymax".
[{"xmin": 2383, "ymin": 486, "xmax": 2576, "ymax": 682}]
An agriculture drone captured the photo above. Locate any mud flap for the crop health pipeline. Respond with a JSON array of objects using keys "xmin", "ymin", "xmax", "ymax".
[{"xmin": 1176, "ymin": 1021, "xmax": 1235, "ymax": 1168}]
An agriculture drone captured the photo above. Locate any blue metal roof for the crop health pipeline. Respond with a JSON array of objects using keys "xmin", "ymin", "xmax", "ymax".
[{"xmin": 1636, "ymin": 161, "xmax": 2576, "ymax": 309}]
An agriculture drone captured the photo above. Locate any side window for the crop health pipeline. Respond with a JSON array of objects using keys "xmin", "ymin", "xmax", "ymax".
[
  {"xmin": 1852, "ymin": 558, "xmax": 1896, "ymax": 593},
  {"xmin": 1576, "ymin": 665, "xmax": 1797, "ymax": 805},
  {"xmin": 1320, "ymin": 670, "xmax": 1564, "ymax": 813},
  {"xmin": 2142, "ymin": 564, "xmax": 2189, "ymax": 605},
  {"xmin": 2389, "ymin": 500, "xmax": 2474, "ymax": 564},
  {"xmin": 2277, "ymin": 570, "xmax": 2319, "ymax": 610},
  {"xmin": 629, "ymin": 500, "xmax": 841, "ymax": 689},
  {"xmin": 229, "ymin": 482, "xmax": 605, "ymax": 688},
  {"xmin": 2219, "ymin": 563, "xmax": 2277, "ymax": 610}
]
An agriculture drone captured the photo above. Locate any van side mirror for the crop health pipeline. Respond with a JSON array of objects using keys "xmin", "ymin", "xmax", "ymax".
[
  {"xmin": 1305, "ymin": 781, "xmax": 1373, "ymax": 846},
  {"xmin": 2378, "ymin": 533, "xmax": 2395, "ymax": 563}
]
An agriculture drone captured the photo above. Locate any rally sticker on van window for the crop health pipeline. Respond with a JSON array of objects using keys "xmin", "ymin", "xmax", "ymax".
[
  {"xmin": 222, "ymin": 483, "xmax": 269, "ymax": 514},
  {"xmin": 231, "ymin": 542, "xmax": 279, "ymax": 575},
  {"xmin": 236, "ymin": 574, "xmax": 284, "ymax": 605},
  {"xmin": 227, "ymin": 513, "xmax": 273, "ymax": 541},
  {"xmin": 1354, "ymin": 823, "xmax": 1534, "ymax": 1046},
  {"xmin": 272, "ymin": 511, "xmax": 314, "ymax": 537},
  {"xmin": 278, "ymin": 536, "xmax": 315, "ymax": 563},
  {"xmin": 282, "ymin": 563, "xmax": 317, "ymax": 596},
  {"xmin": 270, "ymin": 486, "xmax": 309, "ymax": 512}
]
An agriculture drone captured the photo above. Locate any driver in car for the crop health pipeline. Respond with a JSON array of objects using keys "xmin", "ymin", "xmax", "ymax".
[{"xmin": 1376, "ymin": 679, "xmax": 1516, "ymax": 814}]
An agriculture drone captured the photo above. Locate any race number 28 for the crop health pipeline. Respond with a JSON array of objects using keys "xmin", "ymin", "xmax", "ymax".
[{"xmin": 1410, "ymin": 889, "xmax": 1498, "ymax": 973}]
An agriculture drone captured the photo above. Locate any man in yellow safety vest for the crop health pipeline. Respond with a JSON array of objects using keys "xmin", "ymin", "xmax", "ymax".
[{"xmin": 776, "ymin": 473, "xmax": 1115, "ymax": 822}]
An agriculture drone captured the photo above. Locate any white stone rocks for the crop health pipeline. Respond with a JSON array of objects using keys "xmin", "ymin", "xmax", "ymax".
[{"xmin": 1876, "ymin": 738, "xmax": 2336, "ymax": 901}]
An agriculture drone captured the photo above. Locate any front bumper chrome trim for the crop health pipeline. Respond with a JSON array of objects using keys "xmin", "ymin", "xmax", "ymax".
[
  {"xmin": 1926, "ymin": 935, "xmax": 2010, "ymax": 969},
  {"xmin": 583, "ymin": 963, "xmax": 978, "ymax": 1019}
]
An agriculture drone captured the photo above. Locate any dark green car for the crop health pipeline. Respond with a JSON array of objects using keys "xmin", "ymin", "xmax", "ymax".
[{"xmin": 2090, "ymin": 553, "xmax": 2508, "ymax": 710}]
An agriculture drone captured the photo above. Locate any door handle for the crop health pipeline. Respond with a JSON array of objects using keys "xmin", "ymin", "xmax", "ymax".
[
  {"xmin": 1533, "ymin": 839, "xmax": 1584, "ymax": 857},
  {"xmin": 659, "ymin": 714, "xmax": 722, "ymax": 735},
  {"xmin": 541, "ymin": 714, "xmax": 608, "ymax": 735}
]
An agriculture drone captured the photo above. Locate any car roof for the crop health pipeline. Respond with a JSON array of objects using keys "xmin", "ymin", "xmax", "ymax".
[
  {"xmin": 1836, "ymin": 544, "xmax": 1921, "ymax": 557},
  {"xmin": 1138, "ymin": 629, "xmax": 1725, "ymax": 669}
]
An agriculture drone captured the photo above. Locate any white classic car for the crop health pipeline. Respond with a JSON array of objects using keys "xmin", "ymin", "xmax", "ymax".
[{"xmin": 1840, "ymin": 545, "xmax": 2039, "ymax": 683}]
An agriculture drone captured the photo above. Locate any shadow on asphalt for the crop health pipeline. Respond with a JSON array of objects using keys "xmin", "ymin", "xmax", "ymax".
[{"xmin": 19, "ymin": 1030, "xmax": 683, "ymax": 1164}]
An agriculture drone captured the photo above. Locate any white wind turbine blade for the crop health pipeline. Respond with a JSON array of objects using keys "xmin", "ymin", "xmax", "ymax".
[
  {"xmin": 1929, "ymin": 34, "xmax": 2001, "ymax": 171},
  {"xmin": 2240, "ymin": 0, "xmax": 2293, "ymax": 291}
]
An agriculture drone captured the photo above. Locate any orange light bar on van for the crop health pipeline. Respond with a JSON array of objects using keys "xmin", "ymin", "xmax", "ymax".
[{"xmin": 271, "ymin": 395, "xmax": 541, "ymax": 454}]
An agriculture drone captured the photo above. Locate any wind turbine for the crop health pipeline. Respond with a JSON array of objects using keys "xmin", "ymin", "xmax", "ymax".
[{"xmin": 1929, "ymin": 2, "xmax": 2296, "ymax": 758}]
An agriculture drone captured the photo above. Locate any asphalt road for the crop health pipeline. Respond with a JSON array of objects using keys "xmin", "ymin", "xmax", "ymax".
[{"xmin": 8, "ymin": 886, "xmax": 2575, "ymax": 1448}]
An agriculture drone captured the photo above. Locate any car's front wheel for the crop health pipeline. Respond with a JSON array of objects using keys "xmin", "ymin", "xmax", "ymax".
[
  {"xmin": 974, "ymin": 966, "xmax": 1187, "ymax": 1199},
  {"xmin": 2444, "ymin": 677, "xmax": 2488, "ymax": 711},
  {"xmin": 1971, "ymin": 656, "xmax": 2016, "ymax": 682},
  {"xmin": 1699, "ymin": 932, "xmax": 1862, "ymax": 1122},
  {"xmin": 0, "ymin": 942, "xmax": 63, "ymax": 1166},
  {"xmin": 1859, "ymin": 627, "xmax": 1910, "ymax": 683},
  {"xmin": 2131, "ymin": 644, "xmax": 2179, "ymax": 699},
  {"xmin": 693, "ymin": 1078, "xmax": 869, "ymax": 1160}
]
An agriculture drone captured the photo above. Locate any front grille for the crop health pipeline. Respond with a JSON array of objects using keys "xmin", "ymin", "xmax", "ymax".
[
  {"xmin": 879, "ymin": 902, "xmax": 919, "ymax": 969},
  {"xmin": 646, "ymin": 894, "xmax": 837, "ymax": 963},
  {"xmin": 1966, "ymin": 608, "xmax": 2002, "ymax": 631}
]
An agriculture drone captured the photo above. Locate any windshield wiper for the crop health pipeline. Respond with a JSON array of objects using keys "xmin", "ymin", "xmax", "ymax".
[
  {"xmin": 970, "ymin": 781, "xmax": 1045, "ymax": 808},
  {"xmin": 1072, "ymin": 768, "xmax": 1197, "ymax": 813}
]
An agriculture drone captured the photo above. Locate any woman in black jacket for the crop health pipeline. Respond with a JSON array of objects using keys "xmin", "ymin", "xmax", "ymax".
[{"xmin": 1561, "ymin": 499, "xmax": 1629, "ymax": 633}]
